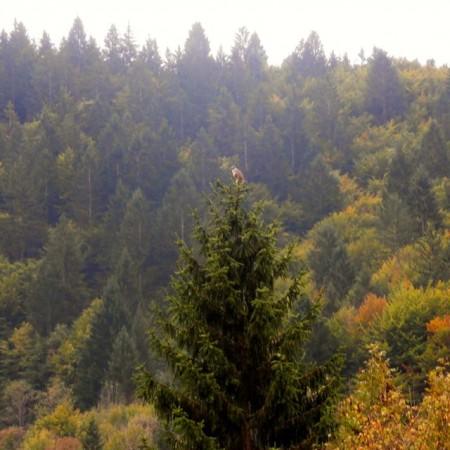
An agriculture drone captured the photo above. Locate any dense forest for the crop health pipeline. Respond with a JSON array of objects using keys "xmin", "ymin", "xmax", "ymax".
[{"xmin": 0, "ymin": 17, "xmax": 449, "ymax": 449}]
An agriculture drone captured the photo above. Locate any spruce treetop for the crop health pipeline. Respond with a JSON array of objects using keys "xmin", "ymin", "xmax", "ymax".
[{"xmin": 137, "ymin": 182, "xmax": 338, "ymax": 450}]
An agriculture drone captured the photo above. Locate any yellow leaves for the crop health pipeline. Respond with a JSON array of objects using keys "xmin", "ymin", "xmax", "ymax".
[
  {"xmin": 370, "ymin": 245, "xmax": 417, "ymax": 294},
  {"xmin": 22, "ymin": 402, "xmax": 158, "ymax": 450},
  {"xmin": 326, "ymin": 348, "xmax": 450, "ymax": 450},
  {"xmin": 22, "ymin": 401, "xmax": 81, "ymax": 450},
  {"xmin": 51, "ymin": 298, "xmax": 103, "ymax": 377},
  {"xmin": 56, "ymin": 147, "xmax": 76, "ymax": 204},
  {"xmin": 22, "ymin": 428, "xmax": 54, "ymax": 450},
  {"xmin": 352, "ymin": 120, "xmax": 402, "ymax": 155},
  {"xmin": 178, "ymin": 146, "xmax": 192, "ymax": 164},
  {"xmin": 56, "ymin": 147, "xmax": 75, "ymax": 172},
  {"xmin": 10, "ymin": 322, "xmax": 35, "ymax": 352},
  {"xmin": 36, "ymin": 401, "xmax": 81, "ymax": 437},
  {"xmin": 95, "ymin": 403, "xmax": 157, "ymax": 450}
]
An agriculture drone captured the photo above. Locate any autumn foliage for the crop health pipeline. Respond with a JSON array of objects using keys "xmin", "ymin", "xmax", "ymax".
[
  {"xmin": 354, "ymin": 293, "xmax": 387, "ymax": 326},
  {"xmin": 427, "ymin": 314, "xmax": 450, "ymax": 333},
  {"xmin": 326, "ymin": 346, "xmax": 450, "ymax": 450}
]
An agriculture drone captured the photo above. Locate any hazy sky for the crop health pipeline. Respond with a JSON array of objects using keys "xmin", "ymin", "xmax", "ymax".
[{"xmin": 1, "ymin": 0, "xmax": 449, "ymax": 66}]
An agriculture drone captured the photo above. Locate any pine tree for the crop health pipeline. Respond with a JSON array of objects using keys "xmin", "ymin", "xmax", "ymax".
[
  {"xmin": 290, "ymin": 157, "xmax": 342, "ymax": 232},
  {"xmin": 28, "ymin": 217, "xmax": 87, "ymax": 335},
  {"xmin": 365, "ymin": 48, "xmax": 406, "ymax": 124},
  {"xmin": 179, "ymin": 23, "xmax": 217, "ymax": 137},
  {"xmin": 104, "ymin": 25, "xmax": 123, "ymax": 74},
  {"xmin": 71, "ymin": 278, "xmax": 126, "ymax": 410},
  {"xmin": 81, "ymin": 417, "xmax": 103, "ymax": 450},
  {"xmin": 308, "ymin": 222, "xmax": 354, "ymax": 313},
  {"xmin": 408, "ymin": 166, "xmax": 442, "ymax": 234},
  {"xmin": 137, "ymin": 183, "xmax": 338, "ymax": 450},
  {"xmin": 378, "ymin": 192, "xmax": 417, "ymax": 249},
  {"xmin": 287, "ymin": 31, "xmax": 327, "ymax": 79},
  {"xmin": 106, "ymin": 326, "xmax": 137, "ymax": 403},
  {"xmin": 119, "ymin": 189, "xmax": 152, "ymax": 297},
  {"xmin": 418, "ymin": 120, "xmax": 449, "ymax": 178}
]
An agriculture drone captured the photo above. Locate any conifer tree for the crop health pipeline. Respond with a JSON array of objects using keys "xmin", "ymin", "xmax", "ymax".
[
  {"xmin": 107, "ymin": 326, "xmax": 137, "ymax": 402},
  {"xmin": 365, "ymin": 48, "xmax": 406, "ymax": 124},
  {"xmin": 418, "ymin": 120, "xmax": 449, "ymax": 178},
  {"xmin": 408, "ymin": 166, "xmax": 442, "ymax": 233},
  {"xmin": 137, "ymin": 183, "xmax": 338, "ymax": 450},
  {"xmin": 28, "ymin": 217, "xmax": 87, "ymax": 335},
  {"xmin": 308, "ymin": 222, "xmax": 354, "ymax": 313},
  {"xmin": 81, "ymin": 417, "xmax": 103, "ymax": 450}
]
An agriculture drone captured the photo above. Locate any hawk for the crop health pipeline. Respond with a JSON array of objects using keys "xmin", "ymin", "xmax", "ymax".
[{"xmin": 232, "ymin": 166, "xmax": 245, "ymax": 184}]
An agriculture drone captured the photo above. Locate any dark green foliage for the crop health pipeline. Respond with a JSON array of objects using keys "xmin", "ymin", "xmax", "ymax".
[
  {"xmin": 308, "ymin": 223, "xmax": 355, "ymax": 313},
  {"xmin": 137, "ymin": 183, "xmax": 339, "ymax": 450},
  {"xmin": 0, "ymin": 18, "xmax": 449, "ymax": 439},
  {"xmin": 287, "ymin": 31, "xmax": 327, "ymax": 79},
  {"xmin": 179, "ymin": 23, "xmax": 217, "ymax": 137},
  {"xmin": 290, "ymin": 157, "xmax": 343, "ymax": 232},
  {"xmin": 365, "ymin": 48, "xmax": 406, "ymax": 124},
  {"xmin": 71, "ymin": 280, "xmax": 126, "ymax": 410},
  {"xmin": 418, "ymin": 120, "xmax": 449, "ymax": 178},
  {"xmin": 107, "ymin": 327, "xmax": 138, "ymax": 402},
  {"xmin": 27, "ymin": 217, "xmax": 88, "ymax": 335},
  {"xmin": 81, "ymin": 417, "xmax": 103, "ymax": 450},
  {"xmin": 378, "ymin": 192, "xmax": 417, "ymax": 249},
  {"xmin": 386, "ymin": 151, "xmax": 442, "ymax": 234},
  {"xmin": 408, "ymin": 166, "xmax": 442, "ymax": 233},
  {"xmin": 413, "ymin": 231, "xmax": 450, "ymax": 287}
]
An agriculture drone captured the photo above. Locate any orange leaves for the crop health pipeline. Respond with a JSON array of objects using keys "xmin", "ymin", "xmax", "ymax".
[
  {"xmin": 426, "ymin": 315, "xmax": 450, "ymax": 334},
  {"xmin": 53, "ymin": 436, "xmax": 82, "ymax": 450},
  {"xmin": 354, "ymin": 293, "xmax": 387, "ymax": 326}
]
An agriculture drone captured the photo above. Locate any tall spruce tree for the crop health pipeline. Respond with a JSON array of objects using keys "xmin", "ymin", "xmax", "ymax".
[
  {"xmin": 81, "ymin": 417, "xmax": 103, "ymax": 450},
  {"xmin": 137, "ymin": 183, "xmax": 338, "ymax": 450},
  {"xmin": 365, "ymin": 48, "xmax": 406, "ymax": 124},
  {"xmin": 308, "ymin": 222, "xmax": 354, "ymax": 313}
]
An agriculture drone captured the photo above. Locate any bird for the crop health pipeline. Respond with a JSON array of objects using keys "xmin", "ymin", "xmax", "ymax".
[{"xmin": 231, "ymin": 166, "xmax": 245, "ymax": 184}]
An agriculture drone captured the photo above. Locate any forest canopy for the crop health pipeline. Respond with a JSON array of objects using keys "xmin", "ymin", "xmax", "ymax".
[{"xmin": 0, "ymin": 17, "xmax": 449, "ymax": 450}]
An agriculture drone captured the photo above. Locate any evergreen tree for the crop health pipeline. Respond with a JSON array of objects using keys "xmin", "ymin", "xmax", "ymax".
[
  {"xmin": 413, "ymin": 231, "xmax": 450, "ymax": 287},
  {"xmin": 308, "ymin": 222, "xmax": 354, "ymax": 313},
  {"xmin": 179, "ymin": 23, "xmax": 217, "ymax": 136},
  {"xmin": 106, "ymin": 326, "xmax": 137, "ymax": 403},
  {"xmin": 245, "ymin": 33, "xmax": 267, "ymax": 82},
  {"xmin": 290, "ymin": 157, "xmax": 342, "ymax": 232},
  {"xmin": 27, "ymin": 217, "xmax": 87, "ymax": 335},
  {"xmin": 137, "ymin": 183, "xmax": 338, "ymax": 450},
  {"xmin": 436, "ymin": 69, "xmax": 450, "ymax": 139},
  {"xmin": 120, "ymin": 25, "xmax": 137, "ymax": 68},
  {"xmin": 287, "ymin": 31, "xmax": 327, "ymax": 79},
  {"xmin": 378, "ymin": 191, "xmax": 417, "ymax": 249},
  {"xmin": 365, "ymin": 48, "xmax": 406, "ymax": 124},
  {"xmin": 119, "ymin": 189, "xmax": 152, "ymax": 296},
  {"xmin": 408, "ymin": 166, "xmax": 442, "ymax": 233},
  {"xmin": 33, "ymin": 34, "xmax": 59, "ymax": 111},
  {"xmin": 81, "ymin": 417, "xmax": 103, "ymax": 450},
  {"xmin": 139, "ymin": 38, "xmax": 162, "ymax": 73},
  {"xmin": 104, "ymin": 25, "xmax": 123, "ymax": 74},
  {"xmin": 72, "ymin": 279, "xmax": 125, "ymax": 410},
  {"xmin": 418, "ymin": 119, "xmax": 449, "ymax": 178},
  {"xmin": 2, "ymin": 21, "xmax": 37, "ymax": 120}
]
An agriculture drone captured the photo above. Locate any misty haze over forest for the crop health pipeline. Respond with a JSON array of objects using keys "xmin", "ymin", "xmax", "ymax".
[{"xmin": 0, "ymin": 16, "xmax": 449, "ymax": 450}]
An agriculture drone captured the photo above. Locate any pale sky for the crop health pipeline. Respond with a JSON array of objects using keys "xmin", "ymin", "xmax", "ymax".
[{"xmin": 1, "ymin": 0, "xmax": 449, "ymax": 66}]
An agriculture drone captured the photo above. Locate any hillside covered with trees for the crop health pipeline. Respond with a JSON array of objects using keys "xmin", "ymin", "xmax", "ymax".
[{"xmin": 0, "ymin": 18, "xmax": 449, "ymax": 449}]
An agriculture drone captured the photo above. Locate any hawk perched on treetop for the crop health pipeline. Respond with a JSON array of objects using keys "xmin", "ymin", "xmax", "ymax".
[{"xmin": 232, "ymin": 166, "xmax": 245, "ymax": 184}]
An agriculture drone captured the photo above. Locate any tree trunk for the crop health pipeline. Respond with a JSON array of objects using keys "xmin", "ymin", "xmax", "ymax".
[{"xmin": 242, "ymin": 423, "xmax": 254, "ymax": 450}]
